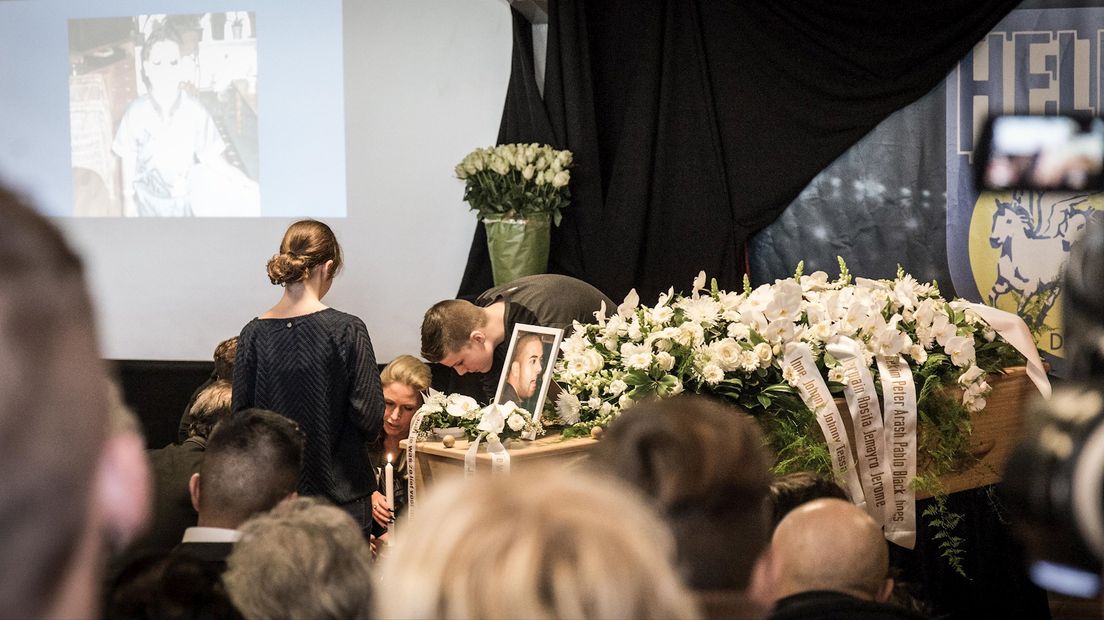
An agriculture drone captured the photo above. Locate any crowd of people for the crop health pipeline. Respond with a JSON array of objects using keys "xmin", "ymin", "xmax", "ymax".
[{"xmin": 0, "ymin": 182, "xmax": 936, "ymax": 619}]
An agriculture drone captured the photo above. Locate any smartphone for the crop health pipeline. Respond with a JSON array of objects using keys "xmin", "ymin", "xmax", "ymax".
[{"xmin": 975, "ymin": 114, "xmax": 1104, "ymax": 192}]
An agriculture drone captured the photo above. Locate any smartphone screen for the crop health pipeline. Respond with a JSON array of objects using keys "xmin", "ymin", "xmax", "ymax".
[{"xmin": 977, "ymin": 115, "xmax": 1104, "ymax": 192}]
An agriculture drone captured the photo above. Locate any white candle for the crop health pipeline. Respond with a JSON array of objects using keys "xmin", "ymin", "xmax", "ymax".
[{"xmin": 385, "ymin": 453, "xmax": 395, "ymax": 524}]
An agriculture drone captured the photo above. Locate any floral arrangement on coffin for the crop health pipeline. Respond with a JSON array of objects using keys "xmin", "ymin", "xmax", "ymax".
[
  {"xmin": 553, "ymin": 261, "xmax": 1025, "ymax": 483},
  {"xmin": 413, "ymin": 389, "xmax": 543, "ymax": 443},
  {"xmin": 454, "ymin": 143, "xmax": 574, "ymax": 225}
]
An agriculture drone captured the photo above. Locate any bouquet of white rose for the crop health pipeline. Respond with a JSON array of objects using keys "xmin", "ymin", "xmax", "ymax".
[
  {"xmin": 455, "ymin": 143, "xmax": 573, "ymax": 225},
  {"xmin": 414, "ymin": 389, "xmax": 543, "ymax": 443}
]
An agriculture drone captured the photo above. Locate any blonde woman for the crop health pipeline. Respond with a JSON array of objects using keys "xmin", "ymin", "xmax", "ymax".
[
  {"xmin": 376, "ymin": 467, "xmax": 701, "ymax": 620},
  {"xmin": 370, "ymin": 355, "xmax": 431, "ymax": 532}
]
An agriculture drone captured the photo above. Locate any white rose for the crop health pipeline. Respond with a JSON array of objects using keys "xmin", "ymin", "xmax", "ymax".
[
  {"xmin": 655, "ymin": 351, "xmax": 676, "ymax": 372},
  {"xmin": 709, "ymin": 339, "xmax": 742, "ymax": 371},
  {"xmin": 587, "ymin": 397, "xmax": 603, "ymax": 410},
  {"xmin": 618, "ymin": 394, "xmax": 635, "ymax": 410},
  {"xmin": 551, "ymin": 170, "xmax": 570, "ymax": 188},
  {"xmin": 506, "ymin": 412, "xmax": 526, "ymax": 432},
  {"xmin": 607, "ymin": 379, "xmax": 628, "ymax": 396},
  {"xmin": 754, "ymin": 342, "xmax": 773, "ymax": 364},
  {"xmin": 581, "ymin": 348, "xmax": 604, "ymax": 373},
  {"xmin": 522, "ymin": 164, "xmax": 535, "ymax": 181}
]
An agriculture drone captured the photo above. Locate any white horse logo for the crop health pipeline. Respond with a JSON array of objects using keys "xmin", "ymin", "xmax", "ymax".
[{"xmin": 988, "ymin": 191, "xmax": 1094, "ymax": 329}]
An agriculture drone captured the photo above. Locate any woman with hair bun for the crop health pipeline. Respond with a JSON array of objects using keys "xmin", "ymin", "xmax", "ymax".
[{"xmin": 232, "ymin": 220, "xmax": 383, "ymax": 536}]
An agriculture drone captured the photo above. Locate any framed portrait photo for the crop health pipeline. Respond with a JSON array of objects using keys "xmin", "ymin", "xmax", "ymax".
[{"xmin": 493, "ymin": 323, "xmax": 564, "ymax": 417}]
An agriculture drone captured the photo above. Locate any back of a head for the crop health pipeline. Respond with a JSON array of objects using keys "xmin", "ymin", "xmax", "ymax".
[
  {"xmin": 380, "ymin": 354, "xmax": 432, "ymax": 392},
  {"xmin": 0, "ymin": 185, "xmax": 108, "ymax": 617},
  {"xmin": 592, "ymin": 395, "xmax": 772, "ymax": 592},
  {"xmin": 771, "ymin": 498, "xmax": 889, "ymax": 600},
  {"xmin": 186, "ymin": 380, "xmax": 233, "ymax": 440},
  {"xmin": 378, "ymin": 468, "xmax": 699, "ymax": 620},
  {"xmin": 266, "ymin": 219, "xmax": 343, "ymax": 286},
  {"xmin": 212, "ymin": 337, "xmax": 238, "ymax": 382},
  {"xmin": 420, "ymin": 299, "xmax": 485, "ymax": 362},
  {"xmin": 769, "ymin": 471, "xmax": 849, "ymax": 530},
  {"xmin": 198, "ymin": 409, "xmax": 304, "ymax": 527},
  {"xmin": 224, "ymin": 497, "xmax": 373, "ymax": 620}
]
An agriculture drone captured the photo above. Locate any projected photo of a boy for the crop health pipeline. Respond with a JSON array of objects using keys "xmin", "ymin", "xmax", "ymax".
[{"xmin": 68, "ymin": 12, "xmax": 260, "ymax": 217}]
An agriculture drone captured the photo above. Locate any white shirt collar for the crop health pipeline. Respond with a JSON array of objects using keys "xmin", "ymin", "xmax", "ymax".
[{"xmin": 181, "ymin": 526, "xmax": 241, "ymax": 544}]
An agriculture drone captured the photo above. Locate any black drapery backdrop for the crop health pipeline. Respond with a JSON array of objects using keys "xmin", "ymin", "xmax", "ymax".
[{"xmin": 459, "ymin": 0, "xmax": 1019, "ymax": 304}]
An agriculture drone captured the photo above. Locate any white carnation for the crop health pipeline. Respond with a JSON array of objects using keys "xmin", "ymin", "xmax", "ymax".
[{"xmin": 701, "ymin": 364, "xmax": 724, "ymax": 384}]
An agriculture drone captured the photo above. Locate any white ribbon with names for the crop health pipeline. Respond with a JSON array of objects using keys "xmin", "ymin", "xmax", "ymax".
[
  {"xmin": 827, "ymin": 337, "xmax": 891, "ymax": 527},
  {"xmin": 784, "ymin": 342, "xmax": 866, "ymax": 508},
  {"xmin": 877, "ymin": 354, "xmax": 918, "ymax": 549}
]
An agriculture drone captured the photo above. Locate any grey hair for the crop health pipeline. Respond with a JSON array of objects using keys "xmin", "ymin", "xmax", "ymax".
[{"xmin": 224, "ymin": 497, "xmax": 373, "ymax": 620}]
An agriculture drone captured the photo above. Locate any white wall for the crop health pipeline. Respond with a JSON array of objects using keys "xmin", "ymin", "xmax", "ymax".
[{"xmin": 56, "ymin": 0, "xmax": 513, "ymax": 361}]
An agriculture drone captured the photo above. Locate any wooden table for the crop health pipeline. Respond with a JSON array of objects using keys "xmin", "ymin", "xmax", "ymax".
[{"xmin": 406, "ymin": 435, "xmax": 598, "ymax": 493}]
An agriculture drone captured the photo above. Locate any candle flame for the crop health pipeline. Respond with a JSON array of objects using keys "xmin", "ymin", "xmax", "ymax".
[{"xmin": 387, "ymin": 453, "xmax": 392, "ymax": 464}]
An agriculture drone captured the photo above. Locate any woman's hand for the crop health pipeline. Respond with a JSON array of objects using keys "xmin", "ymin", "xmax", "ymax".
[{"xmin": 372, "ymin": 490, "xmax": 393, "ymax": 527}]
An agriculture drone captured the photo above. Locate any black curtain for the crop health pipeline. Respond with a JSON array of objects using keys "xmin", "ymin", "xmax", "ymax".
[{"xmin": 459, "ymin": 0, "xmax": 1019, "ymax": 303}]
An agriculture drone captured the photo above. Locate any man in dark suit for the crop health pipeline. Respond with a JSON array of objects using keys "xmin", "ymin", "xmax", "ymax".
[
  {"xmin": 175, "ymin": 408, "xmax": 305, "ymax": 571},
  {"xmin": 136, "ymin": 381, "xmax": 233, "ymax": 557}
]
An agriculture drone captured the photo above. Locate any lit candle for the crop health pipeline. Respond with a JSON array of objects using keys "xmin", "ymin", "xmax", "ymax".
[{"xmin": 385, "ymin": 453, "xmax": 395, "ymax": 525}]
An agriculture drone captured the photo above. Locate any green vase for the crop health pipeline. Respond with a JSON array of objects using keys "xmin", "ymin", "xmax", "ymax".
[{"xmin": 483, "ymin": 214, "xmax": 551, "ymax": 286}]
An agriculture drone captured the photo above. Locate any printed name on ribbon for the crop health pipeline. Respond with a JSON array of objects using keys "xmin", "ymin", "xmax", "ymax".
[
  {"xmin": 406, "ymin": 411, "xmax": 427, "ymax": 510},
  {"xmin": 464, "ymin": 433, "xmax": 512, "ymax": 478},
  {"xmin": 827, "ymin": 337, "xmax": 891, "ymax": 527},
  {"xmin": 877, "ymin": 354, "xmax": 918, "ymax": 549},
  {"xmin": 784, "ymin": 342, "xmax": 866, "ymax": 508}
]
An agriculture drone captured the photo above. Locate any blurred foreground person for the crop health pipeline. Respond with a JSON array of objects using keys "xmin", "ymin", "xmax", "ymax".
[
  {"xmin": 376, "ymin": 468, "xmax": 699, "ymax": 619},
  {"xmin": 593, "ymin": 395, "xmax": 773, "ymax": 619},
  {"xmin": 224, "ymin": 497, "xmax": 374, "ymax": 620},
  {"xmin": 0, "ymin": 184, "xmax": 149, "ymax": 617}
]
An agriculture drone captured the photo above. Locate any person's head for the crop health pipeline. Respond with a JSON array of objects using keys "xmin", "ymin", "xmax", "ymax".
[
  {"xmin": 768, "ymin": 471, "xmax": 849, "ymax": 530},
  {"xmin": 380, "ymin": 355, "xmax": 431, "ymax": 440},
  {"xmin": 420, "ymin": 299, "xmax": 494, "ymax": 373},
  {"xmin": 184, "ymin": 380, "xmax": 233, "ymax": 440},
  {"xmin": 266, "ymin": 220, "xmax": 343, "ymax": 295},
  {"xmin": 212, "ymin": 337, "xmax": 238, "ymax": 382},
  {"xmin": 189, "ymin": 409, "xmax": 304, "ymax": 529},
  {"xmin": 378, "ymin": 467, "xmax": 699, "ymax": 620},
  {"xmin": 0, "ymin": 184, "xmax": 149, "ymax": 617},
  {"xmin": 592, "ymin": 395, "xmax": 773, "ymax": 593},
  {"xmin": 224, "ymin": 497, "xmax": 373, "ymax": 620},
  {"xmin": 508, "ymin": 333, "xmax": 545, "ymax": 399},
  {"xmin": 768, "ymin": 498, "xmax": 893, "ymax": 602},
  {"xmin": 141, "ymin": 27, "xmax": 185, "ymax": 100},
  {"xmin": 106, "ymin": 551, "xmax": 241, "ymax": 620}
]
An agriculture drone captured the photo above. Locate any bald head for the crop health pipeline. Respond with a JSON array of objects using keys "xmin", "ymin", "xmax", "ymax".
[{"xmin": 770, "ymin": 498, "xmax": 891, "ymax": 602}]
